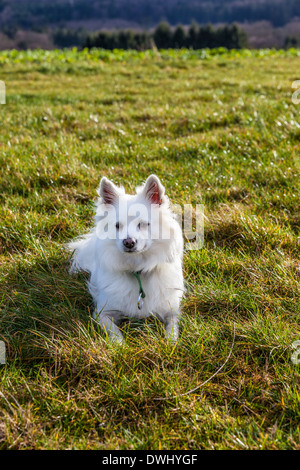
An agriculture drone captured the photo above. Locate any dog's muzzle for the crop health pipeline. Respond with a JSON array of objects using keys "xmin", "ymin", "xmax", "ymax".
[{"xmin": 123, "ymin": 237, "xmax": 137, "ymax": 252}]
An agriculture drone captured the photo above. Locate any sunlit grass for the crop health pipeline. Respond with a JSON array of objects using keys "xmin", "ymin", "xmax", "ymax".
[{"xmin": 0, "ymin": 48, "xmax": 299, "ymax": 449}]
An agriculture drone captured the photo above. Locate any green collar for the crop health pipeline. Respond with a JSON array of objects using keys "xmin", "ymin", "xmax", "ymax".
[{"xmin": 133, "ymin": 271, "xmax": 146, "ymax": 309}]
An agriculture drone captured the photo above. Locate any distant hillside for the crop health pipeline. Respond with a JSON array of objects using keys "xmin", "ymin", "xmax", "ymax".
[
  {"xmin": 0, "ymin": 0, "xmax": 299, "ymax": 50},
  {"xmin": 0, "ymin": 0, "xmax": 299, "ymax": 30}
]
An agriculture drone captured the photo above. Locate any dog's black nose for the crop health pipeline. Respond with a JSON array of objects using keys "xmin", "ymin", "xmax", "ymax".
[{"xmin": 123, "ymin": 238, "xmax": 137, "ymax": 250}]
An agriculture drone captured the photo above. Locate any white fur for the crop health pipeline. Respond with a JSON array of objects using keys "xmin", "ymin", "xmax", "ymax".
[{"xmin": 67, "ymin": 175, "xmax": 184, "ymax": 343}]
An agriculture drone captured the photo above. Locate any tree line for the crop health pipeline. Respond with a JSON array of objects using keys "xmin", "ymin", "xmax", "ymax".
[{"xmin": 82, "ymin": 22, "xmax": 248, "ymax": 51}]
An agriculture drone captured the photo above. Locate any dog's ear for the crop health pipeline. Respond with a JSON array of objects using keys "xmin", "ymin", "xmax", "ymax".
[
  {"xmin": 142, "ymin": 175, "xmax": 165, "ymax": 205},
  {"xmin": 98, "ymin": 177, "xmax": 120, "ymax": 205}
]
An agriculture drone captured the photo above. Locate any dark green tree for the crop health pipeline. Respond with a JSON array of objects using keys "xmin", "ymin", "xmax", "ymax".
[
  {"xmin": 172, "ymin": 24, "xmax": 186, "ymax": 48},
  {"xmin": 153, "ymin": 21, "xmax": 172, "ymax": 49},
  {"xmin": 134, "ymin": 31, "xmax": 152, "ymax": 50},
  {"xmin": 196, "ymin": 24, "xmax": 216, "ymax": 48},
  {"xmin": 187, "ymin": 22, "xmax": 198, "ymax": 49},
  {"xmin": 94, "ymin": 31, "xmax": 111, "ymax": 49},
  {"xmin": 228, "ymin": 23, "xmax": 248, "ymax": 49},
  {"xmin": 215, "ymin": 25, "xmax": 232, "ymax": 48}
]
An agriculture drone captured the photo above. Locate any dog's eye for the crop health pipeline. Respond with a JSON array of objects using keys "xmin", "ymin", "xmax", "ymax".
[
  {"xmin": 138, "ymin": 222, "xmax": 150, "ymax": 230},
  {"xmin": 116, "ymin": 222, "xmax": 120, "ymax": 230}
]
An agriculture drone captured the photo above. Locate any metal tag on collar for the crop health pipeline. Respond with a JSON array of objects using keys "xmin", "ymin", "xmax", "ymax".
[{"xmin": 137, "ymin": 292, "xmax": 144, "ymax": 310}]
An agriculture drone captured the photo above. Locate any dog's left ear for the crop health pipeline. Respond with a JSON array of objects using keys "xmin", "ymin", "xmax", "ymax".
[
  {"xmin": 142, "ymin": 175, "xmax": 165, "ymax": 205},
  {"xmin": 98, "ymin": 177, "xmax": 120, "ymax": 205}
]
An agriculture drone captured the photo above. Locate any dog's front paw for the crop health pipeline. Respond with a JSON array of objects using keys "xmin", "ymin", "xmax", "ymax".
[
  {"xmin": 96, "ymin": 311, "xmax": 124, "ymax": 344},
  {"xmin": 165, "ymin": 316, "xmax": 179, "ymax": 342},
  {"xmin": 111, "ymin": 332, "xmax": 124, "ymax": 345}
]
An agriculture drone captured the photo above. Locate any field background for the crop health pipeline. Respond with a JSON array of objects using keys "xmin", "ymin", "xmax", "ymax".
[{"xmin": 0, "ymin": 48, "xmax": 299, "ymax": 449}]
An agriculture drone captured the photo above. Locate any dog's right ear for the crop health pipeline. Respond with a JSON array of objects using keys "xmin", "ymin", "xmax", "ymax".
[
  {"xmin": 142, "ymin": 175, "xmax": 165, "ymax": 205},
  {"xmin": 98, "ymin": 177, "xmax": 120, "ymax": 205}
]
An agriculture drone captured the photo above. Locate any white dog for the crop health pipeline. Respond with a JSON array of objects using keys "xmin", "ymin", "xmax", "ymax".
[{"xmin": 67, "ymin": 175, "xmax": 184, "ymax": 343}]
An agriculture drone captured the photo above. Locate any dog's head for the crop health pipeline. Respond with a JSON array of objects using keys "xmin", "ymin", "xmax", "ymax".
[{"xmin": 95, "ymin": 175, "xmax": 173, "ymax": 256}]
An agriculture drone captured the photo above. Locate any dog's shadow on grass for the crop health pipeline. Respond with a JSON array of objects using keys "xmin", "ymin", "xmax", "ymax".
[{"xmin": 119, "ymin": 315, "xmax": 167, "ymax": 343}]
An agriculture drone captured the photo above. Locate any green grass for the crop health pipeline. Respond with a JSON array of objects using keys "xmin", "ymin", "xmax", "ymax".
[{"xmin": 0, "ymin": 47, "xmax": 299, "ymax": 450}]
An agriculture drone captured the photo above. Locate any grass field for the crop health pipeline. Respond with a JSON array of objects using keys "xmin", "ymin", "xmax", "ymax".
[{"xmin": 0, "ymin": 48, "xmax": 299, "ymax": 450}]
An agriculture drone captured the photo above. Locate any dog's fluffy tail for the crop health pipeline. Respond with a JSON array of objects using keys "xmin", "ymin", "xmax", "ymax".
[{"xmin": 66, "ymin": 231, "xmax": 96, "ymax": 274}]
